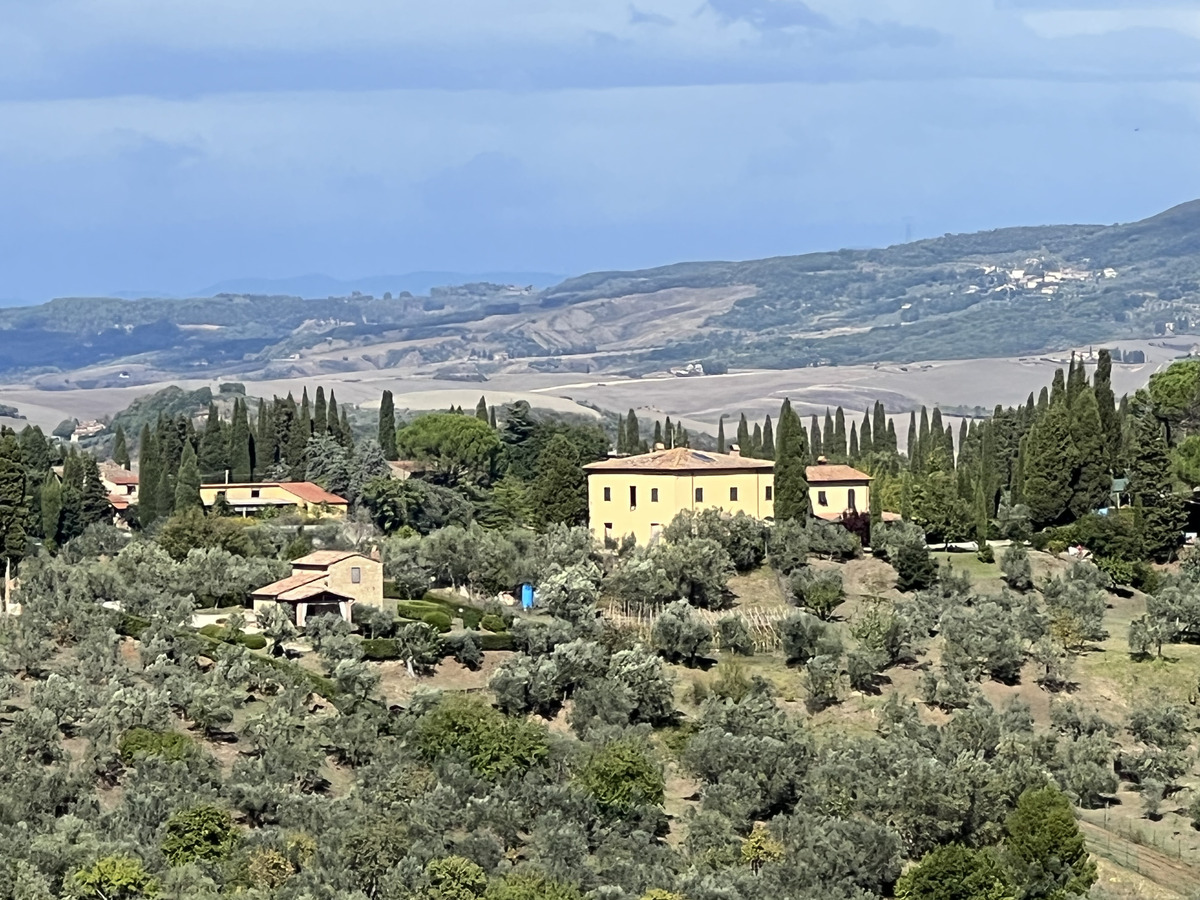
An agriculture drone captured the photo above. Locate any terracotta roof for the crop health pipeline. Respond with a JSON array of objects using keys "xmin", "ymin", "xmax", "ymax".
[
  {"xmin": 273, "ymin": 583, "xmax": 355, "ymax": 603},
  {"xmin": 108, "ymin": 493, "xmax": 131, "ymax": 510},
  {"xmin": 101, "ymin": 466, "xmax": 139, "ymax": 485},
  {"xmin": 279, "ymin": 482, "xmax": 349, "ymax": 505},
  {"xmin": 252, "ymin": 571, "xmax": 324, "ymax": 598},
  {"xmin": 584, "ymin": 447, "xmax": 773, "ymax": 473},
  {"xmin": 292, "ymin": 550, "xmax": 365, "ymax": 568},
  {"xmin": 806, "ymin": 464, "xmax": 872, "ymax": 484}
]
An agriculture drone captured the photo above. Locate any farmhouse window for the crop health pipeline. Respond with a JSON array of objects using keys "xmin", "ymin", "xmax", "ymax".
[{"xmin": 351, "ymin": 566, "xmax": 362, "ymax": 584}]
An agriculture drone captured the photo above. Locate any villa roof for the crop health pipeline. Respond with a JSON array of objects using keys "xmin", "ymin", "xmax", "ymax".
[
  {"xmin": 805, "ymin": 464, "xmax": 872, "ymax": 484},
  {"xmin": 281, "ymin": 482, "xmax": 349, "ymax": 505},
  {"xmin": 292, "ymin": 550, "xmax": 366, "ymax": 568},
  {"xmin": 252, "ymin": 571, "xmax": 324, "ymax": 598},
  {"xmin": 584, "ymin": 447, "xmax": 773, "ymax": 474}
]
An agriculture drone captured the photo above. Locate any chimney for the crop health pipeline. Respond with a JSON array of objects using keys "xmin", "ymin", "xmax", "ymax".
[
  {"xmin": 729, "ymin": 444, "xmax": 741, "ymax": 457},
  {"xmin": 817, "ymin": 455, "xmax": 828, "ymax": 465}
]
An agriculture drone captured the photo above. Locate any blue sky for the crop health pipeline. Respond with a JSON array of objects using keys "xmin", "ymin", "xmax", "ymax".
[{"xmin": 2, "ymin": 0, "xmax": 1199, "ymax": 302}]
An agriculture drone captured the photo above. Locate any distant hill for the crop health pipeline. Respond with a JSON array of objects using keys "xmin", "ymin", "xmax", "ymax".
[
  {"xmin": 193, "ymin": 271, "xmax": 566, "ymax": 299},
  {"xmin": 3, "ymin": 201, "xmax": 1199, "ymax": 379}
]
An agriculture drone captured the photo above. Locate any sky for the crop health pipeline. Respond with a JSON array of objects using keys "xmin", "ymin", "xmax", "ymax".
[{"xmin": 2, "ymin": 0, "xmax": 1200, "ymax": 303}]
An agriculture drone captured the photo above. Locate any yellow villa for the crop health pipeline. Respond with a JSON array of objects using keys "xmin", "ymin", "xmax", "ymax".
[
  {"xmin": 807, "ymin": 459, "xmax": 872, "ymax": 521},
  {"xmin": 197, "ymin": 482, "xmax": 349, "ymax": 518},
  {"xmin": 583, "ymin": 446, "xmax": 775, "ymax": 545}
]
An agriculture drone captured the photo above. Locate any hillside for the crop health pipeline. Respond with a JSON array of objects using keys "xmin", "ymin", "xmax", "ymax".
[{"xmin": 3, "ymin": 201, "xmax": 1200, "ymax": 381}]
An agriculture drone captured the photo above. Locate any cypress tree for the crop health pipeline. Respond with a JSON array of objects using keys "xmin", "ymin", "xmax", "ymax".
[
  {"xmin": 1037, "ymin": 386, "xmax": 1049, "ymax": 412},
  {"xmin": 475, "ymin": 395, "xmax": 489, "ymax": 423},
  {"xmin": 79, "ymin": 454, "xmax": 111, "ymax": 529},
  {"xmin": 822, "ymin": 411, "xmax": 835, "ymax": 457},
  {"xmin": 314, "ymin": 386, "xmax": 327, "ymax": 435},
  {"xmin": 0, "ymin": 435, "xmax": 27, "ymax": 569},
  {"xmin": 616, "ymin": 418, "xmax": 627, "ymax": 456},
  {"xmin": 900, "ymin": 473, "xmax": 913, "ymax": 520},
  {"xmin": 1022, "ymin": 400, "xmax": 1076, "ymax": 528},
  {"xmin": 917, "ymin": 407, "xmax": 930, "ymax": 472},
  {"xmin": 1094, "ymin": 350, "xmax": 1120, "ymax": 466},
  {"xmin": 113, "ymin": 425, "xmax": 130, "ymax": 469},
  {"xmin": 174, "ymin": 442, "xmax": 202, "ymax": 513},
  {"xmin": 1127, "ymin": 414, "xmax": 1173, "ymax": 505},
  {"xmin": 943, "ymin": 424, "xmax": 955, "ymax": 471},
  {"xmin": 326, "ymin": 392, "xmax": 340, "ymax": 446},
  {"xmin": 1049, "ymin": 368, "xmax": 1066, "ymax": 406},
  {"xmin": 736, "ymin": 414, "xmax": 750, "ymax": 454},
  {"xmin": 1013, "ymin": 437, "xmax": 1026, "ymax": 506},
  {"xmin": 40, "ymin": 475, "xmax": 61, "ymax": 548},
  {"xmin": 531, "ymin": 434, "xmax": 587, "ymax": 527},
  {"xmin": 676, "ymin": 422, "xmax": 687, "ymax": 448},
  {"xmin": 717, "ymin": 418, "xmax": 726, "ymax": 454},
  {"xmin": 299, "ymin": 388, "xmax": 312, "ymax": 439},
  {"xmin": 230, "ymin": 399, "xmax": 252, "ymax": 482},
  {"xmin": 653, "ymin": 421, "xmax": 663, "ymax": 447},
  {"xmin": 1067, "ymin": 353, "xmax": 1087, "ymax": 404},
  {"xmin": 869, "ymin": 479, "xmax": 882, "ymax": 532},
  {"xmin": 906, "ymin": 411, "xmax": 917, "ymax": 461},
  {"xmin": 338, "ymin": 408, "xmax": 353, "ymax": 448},
  {"xmin": 256, "ymin": 399, "xmax": 274, "ymax": 467},
  {"xmin": 848, "ymin": 422, "xmax": 859, "ymax": 460},
  {"xmin": 137, "ymin": 425, "xmax": 159, "ymax": 526},
  {"xmin": 156, "ymin": 464, "xmax": 174, "ymax": 521},
  {"xmin": 810, "ymin": 416, "xmax": 823, "ymax": 460},
  {"xmin": 751, "ymin": 423, "xmax": 762, "ymax": 457},
  {"xmin": 872, "ymin": 402, "xmax": 887, "ymax": 453},
  {"xmin": 198, "ymin": 402, "xmax": 226, "ymax": 482},
  {"xmin": 860, "ymin": 411, "xmax": 873, "ymax": 458},
  {"xmin": 1067, "ymin": 388, "xmax": 1110, "ymax": 518},
  {"xmin": 832, "ymin": 408, "xmax": 847, "ymax": 460},
  {"xmin": 887, "ymin": 419, "xmax": 898, "ymax": 454},
  {"xmin": 59, "ymin": 452, "xmax": 84, "ymax": 542},
  {"xmin": 379, "ymin": 390, "xmax": 398, "ymax": 460},
  {"xmin": 762, "ymin": 416, "xmax": 775, "ymax": 459},
  {"xmin": 974, "ymin": 476, "xmax": 989, "ymax": 545},
  {"xmin": 625, "ymin": 410, "xmax": 639, "ymax": 453},
  {"xmin": 489, "ymin": 406, "xmax": 497, "ymax": 430},
  {"xmin": 664, "ymin": 416, "xmax": 674, "ymax": 449},
  {"xmin": 774, "ymin": 399, "xmax": 810, "ymax": 521},
  {"xmin": 158, "ymin": 414, "xmax": 184, "ymax": 481}
]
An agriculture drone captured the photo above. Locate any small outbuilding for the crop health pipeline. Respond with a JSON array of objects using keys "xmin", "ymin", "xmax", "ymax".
[{"xmin": 252, "ymin": 550, "xmax": 383, "ymax": 627}]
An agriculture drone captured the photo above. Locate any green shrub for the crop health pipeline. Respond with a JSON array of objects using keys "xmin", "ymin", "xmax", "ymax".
[
  {"xmin": 161, "ymin": 805, "xmax": 240, "ymax": 866},
  {"xmin": 476, "ymin": 632, "xmax": 515, "ymax": 651},
  {"xmin": 1047, "ymin": 540, "xmax": 1069, "ymax": 555},
  {"xmin": 575, "ymin": 739, "xmax": 665, "ymax": 815},
  {"xmin": 481, "ymin": 614, "xmax": 506, "ymax": 633},
  {"xmin": 416, "ymin": 695, "xmax": 549, "ymax": 778},
  {"xmin": 115, "ymin": 613, "xmax": 151, "ymax": 639},
  {"xmin": 198, "ymin": 624, "xmax": 224, "ymax": 639},
  {"xmin": 976, "ymin": 545, "xmax": 995, "ymax": 564},
  {"xmin": 237, "ymin": 633, "xmax": 267, "ymax": 650},
  {"xmin": 361, "ymin": 638, "xmax": 400, "ymax": 661},
  {"xmin": 421, "ymin": 611, "xmax": 452, "ymax": 633},
  {"xmin": 460, "ymin": 607, "xmax": 483, "ymax": 630},
  {"xmin": 118, "ymin": 728, "xmax": 196, "ymax": 763}
]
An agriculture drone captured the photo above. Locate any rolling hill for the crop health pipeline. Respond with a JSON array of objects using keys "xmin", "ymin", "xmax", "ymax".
[{"xmin": 3, "ymin": 200, "xmax": 1199, "ymax": 382}]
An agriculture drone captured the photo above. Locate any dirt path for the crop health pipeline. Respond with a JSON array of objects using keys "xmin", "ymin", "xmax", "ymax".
[{"xmin": 1080, "ymin": 819, "xmax": 1200, "ymax": 897}]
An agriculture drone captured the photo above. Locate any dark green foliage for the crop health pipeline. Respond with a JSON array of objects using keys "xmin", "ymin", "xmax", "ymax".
[
  {"xmin": 894, "ymin": 542, "xmax": 938, "ymax": 592},
  {"xmin": 650, "ymin": 600, "xmax": 713, "ymax": 665},
  {"xmin": 780, "ymin": 610, "xmax": 841, "ymax": 664},
  {"xmin": 663, "ymin": 508, "xmax": 766, "ymax": 571},
  {"xmin": 480, "ymin": 614, "xmax": 506, "ymax": 633},
  {"xmin": 173, "ymin": 442, "xmax": 202, "ymax": 513},
  {"xmin": 415, "ymin": 695, "xmax": 549, "ymax": 778},
  {"xmin": 716, "ymin": 615, "xmax": 754, "ymax": 655},
  {"xmin": 1000, "ymin": 544, "xmax": 1033, "ymax": 591},
  {"xmin": 422, "ymin": 611, "xmax": 453, "ymax": 633},
  {"xmin": 531, "ymin": 434, "xmax": 587, "ymax": 527},
  {"xmin": 73, "ymin": 856, "xmax": 159, "ymax": 899},
  {"xmin": 773, "ymin": 399, "xmax": 810, "ymax": 521},
  {"xmin": 379, "ymin": 390, "xmax": 398, "ymax": 460},
  {"xmin": 788, "ymin": 567, "xmax": 845, "ymax": 620},
  {"xmin": 895, "ymin": 844, "xmax": 1012, "ymax": 900},
  {"xmin": 118, "ymin": 728, "xmax": 197, "ymax": 763},
  {"xmin": 1003, "ymin": 787, "xmax": 1096, "ymax": 899},
  {"xmin": 112, "ymin": 425, "xmax": 131, "ymax": 469}
]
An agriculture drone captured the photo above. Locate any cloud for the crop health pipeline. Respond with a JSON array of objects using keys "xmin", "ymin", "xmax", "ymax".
[
  {"xmin": 707, "ymin": 0, "xmax": 833, "ymax": 30},
  {"xmin": 630, "ymin": 5, "xmax": 674, "ymax": 26}
]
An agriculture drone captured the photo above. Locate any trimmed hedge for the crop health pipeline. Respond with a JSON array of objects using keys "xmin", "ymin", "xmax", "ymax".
[
  {"xmin": 198, "ymin": 623, "xmax": 267, "ymax": 650},
  {"xmin": 461, "ymin": 607, "xmax": 483, "ymax": 630},
  {"xmin": 361, "ymin": 638, "xmax": 401, "ymax": 661},
  {"xmin": 480, "ymin": 615, "xmax": 506, "ymax": 634},
  {"xmin": 422, "ymin": 612, "xmax": 453, "ymax": 633},
  {"xmin": 477, "ymin": 632, "xmax": 515, "ymax": 651}
]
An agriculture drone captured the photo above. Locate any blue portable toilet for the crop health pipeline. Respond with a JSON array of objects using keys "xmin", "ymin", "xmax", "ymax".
[{"xmin": 520, "ymin": 583, "xmax": 535, "ymax": 610}]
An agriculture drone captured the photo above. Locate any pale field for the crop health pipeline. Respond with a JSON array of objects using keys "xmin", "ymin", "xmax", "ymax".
[{"xmin": 0, "ymin": 337, "xmax": 1180, "ymax": 433}]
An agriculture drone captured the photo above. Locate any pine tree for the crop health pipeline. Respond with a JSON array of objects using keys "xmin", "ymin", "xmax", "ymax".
[
  {"xmin": 848, "ymin": 422, "xmax": 859, "ymax": 460},
  {"xmin": 717, "ymin": 418, "xmax": 726, "ymax": 453},
  {"xmin": 1022, "ymin": 400, "xmax": 1076, "ymax": 528},
  {"xmin": 379, "ymin": 390, "xmax": 398, "ymax": 461},
  {"xmin": 832, "ymin": 407, "xmax": 847, "ymax": 460},
  {"xmin": 174, "ymin": 442, "xmax": 202, "ymax": 513},
  {"xmin": 113, "ymin": 426, "xmax": 130, "ymax": 469},
  {"xmin": 762, "ymin": 416, "xmax": 775, "ymax": 459},
  {"xmin": 198, "ymin": 402, "xmax": 226, "ymax": 482},
  {"xmin": 229, "ymin": 399, "xmax": 252, "ymax": 482},
  {"xmin": 774, "ymin": 399, "xmax": 810, "ymax": 521},
  {"xmin": 860, "ymin": 411, "xmax": 873, "ymax": 458},
  {"xmin": 475, "ymin": 395, "xmax": 489, "ymax": 423},
  {"xmin": 1094, "ymin": 349, "xmax": 1121, "ymax": 467},
  {"xmin": 810, "ymin": 416, "xmax": 823, "ymax": 460},
  {"xmin": 314, "ymin": 386, "xmax": 327, "ymax": 435},
  {"xmin": 137, "ymin": 425, "xmax": 159, "ymax": 526}
]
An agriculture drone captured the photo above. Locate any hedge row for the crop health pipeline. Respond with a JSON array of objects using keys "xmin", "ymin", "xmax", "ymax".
[
  {"xmin": 360, "ymin": 632, "xmax": 515, "ymax": 661},
  {"xmin": 198, "ymin": 624, "xmax": 268, "ymax": 650}
]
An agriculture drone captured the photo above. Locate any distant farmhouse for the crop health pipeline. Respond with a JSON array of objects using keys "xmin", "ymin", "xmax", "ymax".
[
  {"xmin": 252, "ymin": 550, "xmax": 383, "ymax": 627},
  {"xmin": 584, "ymin": 446, "xmax": 879, "ymax": 545},
  {"xmin": 198, "ymin": 482, "xmax": 348, "ymax": 518}
]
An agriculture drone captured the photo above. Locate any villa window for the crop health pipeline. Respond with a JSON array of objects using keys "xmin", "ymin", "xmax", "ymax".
[
  {"xmin": 765, "ymin": 486, "xmax": 773, "ymax": 501},
  {"xmin": 250, "ymin": 488, "xmax": 261, "ymax": 499},
  {"xmin": 630, "ymin": 486, "xmax": 637, "ymax": 509},
  {"xmin": 603, "ymin": 486, "xmax": 612, "ymax": 502},
  {"xmin": 818, "ymin": 491, "xmax": 828, "ymax": 506},
  {"xmin": 729, "ymin": 487, "xmax": 738, "ymax": 501},
  {"xmin": 695, "ymin": 487, "xmax": 704, "ymax": 503},
  {"xmin": 651, "ymin": 488, "xmax": 659, "ymax": 502},
  {"xmin": 351, "ymin": 567, "xmax": 362, "ymax": 584},
  {"xmin": 847, "ymin": 489, "xmax": 857, "ymax": 511}
]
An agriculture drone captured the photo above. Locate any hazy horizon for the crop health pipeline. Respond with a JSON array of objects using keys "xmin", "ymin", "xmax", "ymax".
[{"xmin": 3, "ymin": 0, "xmax": 1198, "ymax": 304}]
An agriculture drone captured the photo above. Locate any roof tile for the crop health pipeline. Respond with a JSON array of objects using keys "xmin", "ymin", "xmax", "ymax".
[{"xmin": 584, "ymin": 447, "xmax": 773, "ymax": 473}]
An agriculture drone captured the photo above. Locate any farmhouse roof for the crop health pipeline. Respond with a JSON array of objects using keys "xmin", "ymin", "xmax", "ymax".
[
  {"xmin": 291, "ymin": 550, "xmax": 368, "ymax": 568},
  {"xmin": 583, "ymin": 447, "xmax": 773, "ymax": 473},
  {"xmin": 279, "ymin": 482, "xmax": 350, "ymax": 505},
  {"xmin": 252, "ymin": 571, "xmax": 324, "ymax": 598},
  {"xmin": 805, "ymin": 463, "xmax": 872, "ymax": 484}
]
